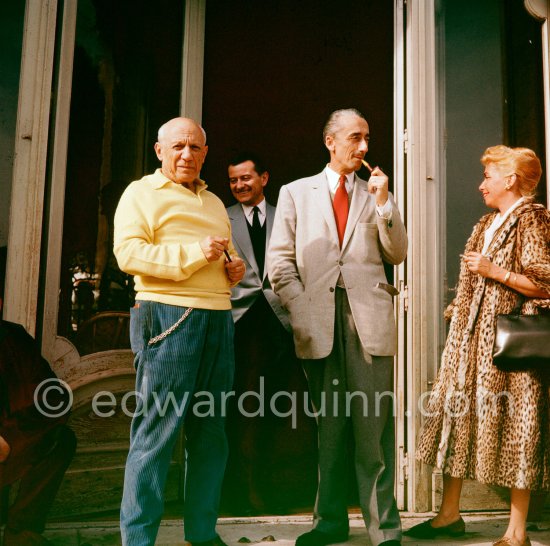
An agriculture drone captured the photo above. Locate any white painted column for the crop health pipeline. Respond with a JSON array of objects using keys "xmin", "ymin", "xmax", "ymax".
[
  {"xmin": 41, "ymin": 0, "xmax": 78, "ymax": 362},
  {"xmin": 4, "ymin": 0, "xmax": 58, "ymax": 335}
]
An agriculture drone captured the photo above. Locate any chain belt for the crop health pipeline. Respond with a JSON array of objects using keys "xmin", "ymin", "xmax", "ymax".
[{"xmin": 147, "ymin": 307, "xmax": 193, "ymax": 346}]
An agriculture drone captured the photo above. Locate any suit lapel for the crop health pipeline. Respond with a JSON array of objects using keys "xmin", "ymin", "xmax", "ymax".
[
  {"xmin": 264, "ymin": 203, "xmax": 276, "ymax": 281},
  {"xmin": 312, "ymin": 173, "xmax": 340, "ymax": 244},
  {"xmin": 341, "ymin": 176, "xmax": 370, "ymax": 251},
  {"xmin": 228, "ymin": 205, "xmax": 260, "ymax": 276}
]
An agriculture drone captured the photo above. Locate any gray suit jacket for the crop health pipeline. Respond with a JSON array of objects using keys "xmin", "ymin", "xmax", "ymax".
[
  {"xmin": 267, "ymin": 171, "xmax": 408, "ymax": 359},
  {"xmin": 227, "ymin": 202, "xmax": 291, "ymax": 331}
]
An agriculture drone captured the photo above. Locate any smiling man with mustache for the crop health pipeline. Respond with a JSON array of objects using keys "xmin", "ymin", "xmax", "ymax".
[{"xmin": 224, "ymin": 153, "xmax": 313, "ymax": 513}]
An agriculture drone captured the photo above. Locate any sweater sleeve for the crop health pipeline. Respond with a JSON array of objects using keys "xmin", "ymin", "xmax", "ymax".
[{"xmin": 113, "ymin": 184, "xmax": 209, "ymax": 281}]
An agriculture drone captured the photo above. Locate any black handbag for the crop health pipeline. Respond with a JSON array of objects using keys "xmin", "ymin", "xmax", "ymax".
[{"xmin": 493, "ymin": 295, "xmax": 550, "ymax": 373}]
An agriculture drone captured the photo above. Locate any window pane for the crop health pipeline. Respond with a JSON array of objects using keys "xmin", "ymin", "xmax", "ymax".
[{"xmin": 57, "ymin": 0, "xmax": 183, "ymax": 354}]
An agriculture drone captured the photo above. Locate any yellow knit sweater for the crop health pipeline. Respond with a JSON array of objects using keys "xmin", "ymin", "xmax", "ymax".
[{"xmin": 114, "ymin": 169, "xmax": 237, "ymax": 310}]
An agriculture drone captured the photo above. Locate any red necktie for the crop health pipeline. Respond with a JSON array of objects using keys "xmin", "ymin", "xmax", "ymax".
[{"xmin": 333, "ymin": 174, "xmax": 349, "ymax": 246}]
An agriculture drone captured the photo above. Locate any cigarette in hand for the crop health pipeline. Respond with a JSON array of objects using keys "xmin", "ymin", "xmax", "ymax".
[{"xmin": 361, "ymin": 159, "xmax": 374, "ymax": 172}]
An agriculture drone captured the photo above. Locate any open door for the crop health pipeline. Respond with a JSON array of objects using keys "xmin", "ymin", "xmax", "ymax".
[
  {"xmin": 406, "ymin": 0, "xmax": 550, "ymax": 513},
  {"xmin": 433, "ymin": 0, "xmax": 548, "ymax": 513}
]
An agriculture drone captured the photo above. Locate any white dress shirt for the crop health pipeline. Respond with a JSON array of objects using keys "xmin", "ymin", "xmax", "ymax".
[
  {"xmin": 481, "ymin": 197, "xmax": 524, "ymax": 255},
  {"xmin": 325, "ymin": 166, "xmax": 392, "ymax": 218},
  {"xmin": 241, "ymin": 198, "xmax": 267, "ymax": 227}
]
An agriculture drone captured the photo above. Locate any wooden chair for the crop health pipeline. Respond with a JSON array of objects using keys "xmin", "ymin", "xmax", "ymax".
[{"xmin": 72, "ymin": 311, "xmax": 130, "ymax": 356}]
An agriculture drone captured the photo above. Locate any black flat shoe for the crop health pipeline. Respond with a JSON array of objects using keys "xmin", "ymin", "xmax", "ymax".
[
  {"xmin": 295, "ymin": 529, "xmax": 349, "ymax": 546},
  {"xmin": 403, "ymin": 516, "xmax": 465, "ymax": 539}
]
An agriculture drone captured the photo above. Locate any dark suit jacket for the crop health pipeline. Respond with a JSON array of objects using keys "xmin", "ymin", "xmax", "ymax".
[{"xmin": 227, "ymin": 202, "xmax": 291, "ymax": 331}]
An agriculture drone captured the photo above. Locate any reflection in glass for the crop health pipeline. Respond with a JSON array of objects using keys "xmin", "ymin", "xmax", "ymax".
[{"xmin": 57, "ymin": 0, "xmax": 183, "ymax": 351}]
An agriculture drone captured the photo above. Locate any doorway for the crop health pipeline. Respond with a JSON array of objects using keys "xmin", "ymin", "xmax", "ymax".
[{"xmin": 201, "ymin": 0, "xmax": 396, "ymax": 515}]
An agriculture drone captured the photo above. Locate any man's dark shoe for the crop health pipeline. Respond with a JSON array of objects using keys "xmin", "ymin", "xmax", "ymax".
[
  {"xmin": 378, "ymin": 541, "xmax": 401, "ymax": 546},
  {"xmin": 189, "ymin": 535, "xmax": 228, "ymax": 546},
  {"xmin": 3, "ymin": 528, "xmax": 53, "ymax": 546},
  {"xmin": 295, "ymin": 529, "xmax": 348, "ymax": 546},
  {"xmin": 403, "ymin": 516, "xmax": 465, "ymax": 539}
]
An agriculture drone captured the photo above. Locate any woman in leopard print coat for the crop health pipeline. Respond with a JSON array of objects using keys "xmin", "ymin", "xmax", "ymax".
[{"xmin": 406, "ymin": 146, "xmax": 550, "ymax": 546}]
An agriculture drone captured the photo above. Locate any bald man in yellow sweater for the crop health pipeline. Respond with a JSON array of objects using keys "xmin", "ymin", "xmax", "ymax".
[{"xmin": 114, "ymin": 118, "xmax": 245, "ymax": 546}]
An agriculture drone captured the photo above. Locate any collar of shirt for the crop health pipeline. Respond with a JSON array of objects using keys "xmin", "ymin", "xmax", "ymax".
[
  {"xmin": 242, "ymin": 198, "xmax": 267, "ymax": 226},
  {"xmin": 482, "ymin": 196, "xmax": 525, "ymax": 255},
  {"xmin": 151, "ymin": 168, "xmax": 208, "ymax": 193},
  {"xmin": 495, "ymin": 196, "xmax": 525, "ymax": 225},
  {"xmin": 325, "ymin": 165, "xmax": 355, "ymax": 194}
]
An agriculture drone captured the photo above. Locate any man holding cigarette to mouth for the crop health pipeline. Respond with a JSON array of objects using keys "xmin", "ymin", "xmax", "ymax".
[
  {"xmin": 268, "ymin": 108, "xmax": 407, "ymax": 546},
  {"xmin": 114, "ymin": 117, "xmax": 245, "ymax": 546}
]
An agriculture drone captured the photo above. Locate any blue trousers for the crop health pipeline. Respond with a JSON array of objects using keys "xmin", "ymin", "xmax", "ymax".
[{"xmin": 120, "ymin": 301, "xmax": 235, "ymax": 546}]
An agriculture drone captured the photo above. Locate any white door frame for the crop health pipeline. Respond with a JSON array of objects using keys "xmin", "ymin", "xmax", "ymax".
[
  {"xmin": 393, "ymin": 0, "xmax": 408, "ymax": 511},
  {"xmin": 401, "ymin": 0, "xmax": 443, "ymax": 513},
  {"xmin": 41, "ymin": 0, "xmax": 78, "ymax": 363}
]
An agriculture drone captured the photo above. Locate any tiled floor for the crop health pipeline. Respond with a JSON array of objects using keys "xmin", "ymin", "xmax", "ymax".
[{"xmin": 9, "ymin": 512, "xmax": 549, "ymax": 546}]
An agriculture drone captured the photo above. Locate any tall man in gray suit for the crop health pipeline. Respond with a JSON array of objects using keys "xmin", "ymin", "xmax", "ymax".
[
  {"xmin": 268, "ymin": 109, "xmax": 407, "ymax": 546},
  {"xmin": 224, "ymin": 153, "xmax": 315, "ymax": 513}
]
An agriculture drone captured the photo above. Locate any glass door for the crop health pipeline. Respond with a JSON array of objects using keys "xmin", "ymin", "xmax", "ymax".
[
  {"xmin": 37, "ymin": 0, "xmax": 186, "ymax": 518},
  {"xmin": 428, "ymin": 0, "xmax": 548, "ymax": 512}
]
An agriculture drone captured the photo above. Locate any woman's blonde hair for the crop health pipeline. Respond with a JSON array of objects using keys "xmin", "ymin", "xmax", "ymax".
[{"xmin": 481, "ymin": 145, "xmax": 542, "ymax": 197}]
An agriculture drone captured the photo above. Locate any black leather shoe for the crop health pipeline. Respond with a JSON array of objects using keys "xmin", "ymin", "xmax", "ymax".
[
  {"xmin": 189, "ymin": 536, "xmax": 228, "ymax": 546},
  {"xmin": 403, "ymin": 516, "xmax": 465, "ymax": 539},
  {"xmin": 295, "ymin": 529, "xmax": 348, "ymax": 546},
  {"xmin": 379, "ymin": 541, "xmax": 402, "ymax": 546}
]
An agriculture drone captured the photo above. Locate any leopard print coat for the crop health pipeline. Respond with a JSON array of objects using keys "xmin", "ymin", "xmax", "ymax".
[{"xmin": 417, "ymin": 200, "xmax": 550, "ymax": 490}]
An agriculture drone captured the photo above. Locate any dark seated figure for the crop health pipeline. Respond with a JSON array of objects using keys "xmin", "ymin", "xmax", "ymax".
[{"xmin": 0, "ymin": 247, "xmax": 76, "ymax": 546}]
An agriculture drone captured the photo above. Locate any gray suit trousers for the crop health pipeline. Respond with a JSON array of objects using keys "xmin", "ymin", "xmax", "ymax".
[{"xmin": 302, "ymin": 288, "xmax": 402, "ymax": 546}]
